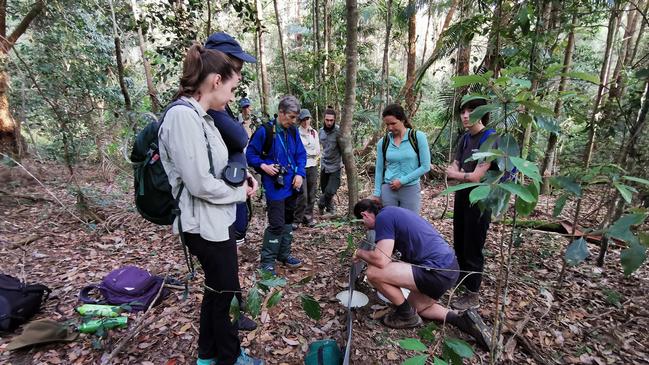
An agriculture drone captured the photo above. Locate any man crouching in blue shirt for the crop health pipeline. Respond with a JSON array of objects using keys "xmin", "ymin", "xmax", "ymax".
[{"xmin": 352, "ymin": 199, "xmax": 492, "ymax": 350}]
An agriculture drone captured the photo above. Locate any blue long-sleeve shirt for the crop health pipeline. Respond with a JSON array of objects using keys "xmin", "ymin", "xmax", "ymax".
[
  {"xmin": 246, "ymin": 119, "xmax": 307, "ymax": 200},
  {"xmin": 373, "ymin": 129, "xmax": 431, "ymax": 197}
]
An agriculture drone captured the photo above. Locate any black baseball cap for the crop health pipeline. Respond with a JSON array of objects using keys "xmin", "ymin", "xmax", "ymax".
[{"xmin": 204, "ymin": 32, "xmax": 256, "ymax": 63}]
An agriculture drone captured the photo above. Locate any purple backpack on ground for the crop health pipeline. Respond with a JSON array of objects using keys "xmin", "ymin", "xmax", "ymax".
[{"xmin": 79, "ymin": 266, "xmax": 167, "ymax": 312}]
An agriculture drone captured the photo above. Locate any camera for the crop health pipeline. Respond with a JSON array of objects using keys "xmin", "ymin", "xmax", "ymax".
[{"xmin": 273, "ymin": 164, "xmax": 288, "ymax": 188}]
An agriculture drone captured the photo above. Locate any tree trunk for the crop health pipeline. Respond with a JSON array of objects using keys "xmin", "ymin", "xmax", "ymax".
[
  {"xmin": 255, "ymin": 0, "xmax": 270, "ymax": 117},
  {"xmin": 0, "ymin": 0, "xmax": 45, "ymax": 157},
  {"xmin": 314, "ymin": 0, "xmax": 321, "ymax": 125},
  {"xmin": 404, "ymin": 0, "xmax": 417, "ymax": 116},
  {"xmin": 131, "ymin": 0, "xmax": 159, "ymax": 113},
  {"xmin": 583, "ymin": 1, "xmax": 620, "ymax": 167},
  {"xmin": 109, "ymin": 0, "xmax": 133, "ymax": 132},
  {"xmin": 541, "ymin": 13, "xmax": 577, "ymax": 194},
  {"xmin": 630, "ymin": 1, "xmax": 649, "ymax": 65},
  {"xmin": 378, "ymin": 0, "xmax": 393, "ymax": 119},
  {"xmin": 420, "ymin": 1, "xmax": 433, "ymax": 68},
  {"xmin": 324, "ymin": 0, "xmax": 333, "ymax": 106},
  {"xmin": 340, "ymin": 0, "xmax": 360, "ymax": 215},
  {"xmin": 273, "ymin": 0, "xmax": 290, "ymax": 93}
]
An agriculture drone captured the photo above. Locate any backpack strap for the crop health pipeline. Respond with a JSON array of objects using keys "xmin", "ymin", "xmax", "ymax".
[
  {"xmin": 408, "ymin": 129, "xmax": 420, "ymax": 167},
  {"xmin": 261, "ymin": 122, "xmax": 275, "ymax": 158},
  {"xmin": 380, "ymin": 134, "xmax": 390, "ymax": 182},
  {"xmin": 479, "ymin": 128, "xmax": 496, "ymax": 146},
  {"xmin": 79, "ymin": 285, "xmax": 103, "ymax": 304}
]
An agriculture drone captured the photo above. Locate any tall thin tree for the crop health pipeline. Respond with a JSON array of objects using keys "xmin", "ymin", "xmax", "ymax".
[{"xmin": 273, "ymin": 0, "xmax": 290, "ymax": 93}]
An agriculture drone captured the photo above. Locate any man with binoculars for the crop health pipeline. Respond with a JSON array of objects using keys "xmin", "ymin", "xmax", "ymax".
[{"xmin": 247, "ymin": 95, "xmax": 307, "ymax": 275}]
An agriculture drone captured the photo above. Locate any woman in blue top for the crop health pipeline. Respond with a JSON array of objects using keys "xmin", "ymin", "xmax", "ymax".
[{"xmin": 373, "ymin": 104, "xmax": 431, "ymax": 213}]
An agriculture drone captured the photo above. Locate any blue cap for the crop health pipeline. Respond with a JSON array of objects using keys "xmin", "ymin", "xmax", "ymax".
[
  {"xmin": 239, "ymin": 98, "xmax": 251, "ymax": 108},
  {"xmin": 204, "ymin": 32, "xmax": 256, "ymax": 63},
  {"xmin": 298, "ymin": 109, "xmax": 312, "ymax": 120}
]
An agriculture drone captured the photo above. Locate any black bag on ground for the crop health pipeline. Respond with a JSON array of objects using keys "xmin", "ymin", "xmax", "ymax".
[
  {"xmin": 131, "ymin": 99, "xmax": 196, "ymax": 225},
  {"xmin": 0, "ymin": 274, "xmax": 51, "ymax": 332}
]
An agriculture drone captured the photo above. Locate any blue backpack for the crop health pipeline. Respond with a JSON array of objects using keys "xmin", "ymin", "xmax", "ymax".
[{"xmin": 461, "ymin": 129, "xmax": 517, "ymax": 181}]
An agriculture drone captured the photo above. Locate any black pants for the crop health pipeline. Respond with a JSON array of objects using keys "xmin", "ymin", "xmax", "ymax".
[
  {"xmin": 319, "ymin": 168, "xmax": 341, "ymax": 209},
  {"xmin": 295, "ymin": 166, "xmax": 318, "ymax": 223},
  {"xmin": 185, "ymin": 229, "xmax": 240, "ymax": 364},
  {"xmin": 453, "ymin": 188, "xmax": 491, "ymax": 292},
  {"xmin": 267, "ymin": 193, "xmax": 298, "ymax": 235}
]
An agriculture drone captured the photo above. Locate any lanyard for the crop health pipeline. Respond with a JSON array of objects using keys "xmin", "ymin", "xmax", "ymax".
[{"xmin": 275, "ymin": 124, "xmax": 297, "ymax": 173}]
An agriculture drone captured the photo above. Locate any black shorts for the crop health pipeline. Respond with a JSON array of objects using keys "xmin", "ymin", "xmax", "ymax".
[{"xmin": 412, "ymin": 259, "xmax": 460, "ymax": 300}]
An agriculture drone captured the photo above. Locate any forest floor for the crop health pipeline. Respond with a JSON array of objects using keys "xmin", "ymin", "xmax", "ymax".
[{"xmin": 1, "ymin": 159, "xmax": 648, "ymax": 365}]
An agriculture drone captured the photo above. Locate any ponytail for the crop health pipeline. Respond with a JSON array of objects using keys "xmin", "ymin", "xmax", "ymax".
[{"xmin": 174, "ymin": 43, "xmax": 237, "ymax": 99}]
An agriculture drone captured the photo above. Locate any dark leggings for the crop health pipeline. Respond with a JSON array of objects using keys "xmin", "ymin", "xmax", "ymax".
[
  {"xmin": 185, "ymin": 229, "xmax": 240, "ymax": 364},
  {"xmin": 453, "ymin": 188, "xmax": 491, "ymax": 292}
]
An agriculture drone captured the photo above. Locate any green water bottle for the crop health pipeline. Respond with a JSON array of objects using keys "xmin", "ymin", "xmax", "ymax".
[
  {"xmin": 78, "ymin": 316, "xmax": 128, "ymax": 333},
  {"xmin": 76, "ymin": 304, "xmax": 122, "ymax": 317}
]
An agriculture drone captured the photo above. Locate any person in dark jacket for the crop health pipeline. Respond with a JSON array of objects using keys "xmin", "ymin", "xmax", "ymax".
[
  {"xmin": 318, "ymin": 107, "xmax": 344, "ymax": 214},
  {"xmin": 246, "ymin": 95, "xmax": 307, "ymax": 275}
]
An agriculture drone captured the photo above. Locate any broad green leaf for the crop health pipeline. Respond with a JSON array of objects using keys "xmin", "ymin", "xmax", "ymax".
[
  {"xmin": 481, "ymin": 186, "xmax": 511, "ymax": 218},
  {"xmin": 635, "ymin": 68, "xmax": 649, "ymax": 78},
  {"xmin": 511, "ymin": 77, "xmax": 532, "ymax": 88},
  {"xmin": 452, "ymin": 74, "xmax": 489, "ymax": 88},
  {"xmin": 296, "ymin": 275, "xmax": 313, "ymax": 285},
  {"xmin": 499, "ymin": 182, "xmax": 535, "ymax": 203},
  {"xmin": 518, "ymin": 113, "xmax": 533, "ymax": 127},
  {"xmin": 622, "ymin": 175, "xmax": 649, "ymax": 186},
  {"xmin": 470, "ymin": 104, "xmax": 500, "ymax": 124},
  {"xmin": 551, "ymin": 176, "xmax": 582, "ymax": 196},
  {"xmin": 553, "ymin": 194, "xmax": 569, "ymax": 217},
  {"xmin": 565, "ymin": 71, "xmax": 599, "ymax": 84},
  {"xmin": 229, "ymin": 295, "xmax": 241, "ymax": 323},
  {"xmin": 246, "ymin": 288, "xmax": 261, "ymax": 318},
  {"xmin": 444, "ymin": 338, "xmax": 474, "ymax": 358},
  {"xmin": 620, "ymin": 241, "xmax": 647, "ymax": 276},
  {"xmin": 417, "ymin": 322, "xmax": 438, "ymax": 344},
  {"xmin": 509, "ymin": 157, "xmax": 541, "ymax": 182},
  {"xmin": 300, "ymin": 294, "xmax": 321, "ymax": 320},
  {"xmin": 469, "ymin": 185, "xmax": 491, "ymax": 204},
  {"xmin": 433, "ymin": 358, "xmax": 449, "ymax": 365},
  {"xmin": 402, "ymin": 355, "xmax": 428, "ymax": 365},
  {"xmin": 398, "ymin": 338, "xmax": 428, "ymax": 351},
  {"xmin": 497, "ymin": 133, "xmax": 521, "ymax": 160},
  {"xmin": 613, "ymin": 182, "xmax": 637, "ymax": 204},
  {"xmin": 266, "ymin": 289, "xmax": 282, "ymax": 308},
  {"xmin": 535, "ymin": 116, "xmax": 561, "ymax": 134},
  {"xmin": 439, "ymin": 183, "xmax": 484, "ymax": 196},
  {"xmin": 515, "ymin": 182, "xmax": 539, "ymax": 216},
  {"xmin": 460, "ymin": 94, "xmax": 489, "ymax": 105},
  {"xmin": 259, "ymin": 276, "xmax": 287, "ymax": 289},
  {"xmin": 639, "ymin": 232, "xmax": 649, "ymax": 248},
  {"xmin": 565, "ymin": 238, "xmax": 589, "ymax": 266},
  {"xmin": 465, "ymin": 151, "xmax": 503, "ymax": 162},
  {"xmin": 606, "ymin": 213, "xmax": 647, "ymax": 243}
]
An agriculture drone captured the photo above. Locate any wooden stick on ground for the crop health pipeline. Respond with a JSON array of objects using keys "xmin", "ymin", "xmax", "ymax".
[{"xmin": 100, "ymin": 273, "xmax": 169, "ymax": 365}]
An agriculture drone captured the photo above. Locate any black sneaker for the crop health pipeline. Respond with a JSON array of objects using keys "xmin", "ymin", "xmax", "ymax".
[
  {"xmin": 382, "ymin": 309, "xmax": 423, "ymax": 329},
  {"xmin": 454, "ymin": 309, "xmax": 493, "ymax": 351},
  {"xmin": 237, "ymin": 314, "xmax": 257, "ymax": 331}
]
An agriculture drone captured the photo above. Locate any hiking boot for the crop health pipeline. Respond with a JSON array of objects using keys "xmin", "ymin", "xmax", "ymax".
[
  {"xmin": 279, "ymin": 256, "xmax": 302, "ymax": 269},
  {"xmin": 382, "ymin": 309, "xmax": 423, "ymax": 329},
  {"xmin": 451, "ymin": 290, "xmax": 479, "ymax": 310},
  {"xmin": 260, "ymin": 264, "xmax": 277, "ymax": 276},
  {"xmin": 325, "ymin": 204, "xmax": 336, "ymax": 215},
  {"xmin": 234, "ymin": 349, "xmax": 264, "ymax": 365},
  {"xmin": 303, "ymin": 220, "xmax": 316, "ymax": 228},
  {"xmin": 447, "ymin": 309, "xmax": 493, "ymax": 351},
  {"xmin": 237, "ymin": 314, "xmax": 257, "ymax": 331},
  {"xmin": 291, "ymin": 223, "xmax": 300, "ymax": 230}
]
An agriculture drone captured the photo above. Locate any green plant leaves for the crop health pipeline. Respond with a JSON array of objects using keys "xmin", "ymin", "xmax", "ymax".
[
  {"xmin": 433, "ymin": 358, "xmax": 449, "ymax": 365},
  {"xmin": 613, "ymin": 182, "xmax": 637, "ymax": 204},
  {"xmin": 443, "ymin": 337, "xmax": 474, "ymax": 359},
  {"xmin": 398, "ymin": 338, "xmax": 428, "ymax": 351},
  {"xmin": 300, "ymin": 294, "xmax": 321, "ymax": 320},
  {"xmin": 553, "ymin": 194, "xmax": 569, "ymax": 217},
  {"xmin": 499, "ymin": 182, "xmax": 535, "ymax": 203},
  {"xmin": 470, "ymin": 104, "xmax": 500, "ymax": 124},
  {"xmin": 451, "ymin": 74, "xmax": 489, "ymax": 88},
  {"xmin": 509, "ymin": 156, "xmax": 541, "ymax": 182},
  {"xmin": 439, "ymin": 183, "xmax": 484, "ymax": 196},
  {"xmin": 417, "ymin": 322, "xmax": 438, "ymax": 344},
  {"xmin": 620, "ymin": 241, "xmax": 647, "ymax": 276},
  {"xmin": 402, "ymin": 355, "xmax": 428, "ymax": 365},
  {"xmin": 606, "ymin": 213, "xmax": 647, "ymax": 243},
  {"xmin": 564, "ymin": 71, "xmax": 599, "ymax": 84},
  {"xmin": 551, "ymin": 176, "xmax": 582, "ymax": 197},
  {"xmin": 515, "ymin": 182, "xmax": 539, "ymax": 216},
  {"xmin": 469, "ymin": 185, "xmax": 491, "ymax": 204},
  {"xmin": 565, "ymin": 238, "xmax": 589, "ymax": 266},
  {"xmin": 229, "ymin": 295, "xmax": 241, "ymax": 323},
  {"xmin": 266, "ymin": 289, "xmax": 282, "ymax": 308},
  {"xmin": 622, "ymin": 175, "xmax": 649, "ymax": 186},
  {"xmin": 259, "ymin": 276, "xmax": 288, "ymax": 289},
  {"xmin": 246, "ymin": 288, "xmax": 261, "ymax": 318}
]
